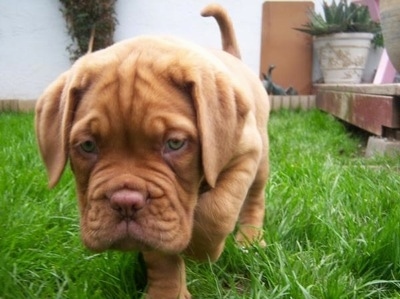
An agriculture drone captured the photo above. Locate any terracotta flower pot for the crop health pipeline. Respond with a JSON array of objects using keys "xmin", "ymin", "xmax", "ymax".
[{"xmin": 380, "ymin": 0, "xmax": 400, "ymax": 72}]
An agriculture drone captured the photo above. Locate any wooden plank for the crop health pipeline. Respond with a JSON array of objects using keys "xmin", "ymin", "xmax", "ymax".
[
  {"xmin": 316, "ymin": 90, "xmax": 400, "ymax": 136},
  {"xmin": 315, "ymin": 83, "xmax": 400, "ymax": 96}
]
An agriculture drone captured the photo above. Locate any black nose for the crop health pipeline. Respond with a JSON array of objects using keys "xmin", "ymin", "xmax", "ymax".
[{"xmin": 110, "ymin": 189, "xmax": 146, "ymax": 218}]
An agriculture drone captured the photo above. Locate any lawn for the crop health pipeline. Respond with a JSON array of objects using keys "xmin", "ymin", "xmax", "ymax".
[{"xmin": 1, "ymin": 110, "xmax": 399, "ymax": 298}]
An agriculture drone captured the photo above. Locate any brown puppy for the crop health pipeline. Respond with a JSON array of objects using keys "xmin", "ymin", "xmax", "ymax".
[{"xmin": 35, "ymin": 4, "xmax": 269, "ymax": 298}]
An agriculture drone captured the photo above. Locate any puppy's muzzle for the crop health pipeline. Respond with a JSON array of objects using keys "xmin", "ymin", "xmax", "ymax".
[{"xmin": 109, "ymin": 189, "xmax": 147, "ymax": 219}]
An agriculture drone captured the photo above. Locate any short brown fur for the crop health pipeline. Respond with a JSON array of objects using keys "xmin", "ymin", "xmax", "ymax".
[{"xmin": 35, "ymin": 4, "xmax": 269, "ymax": 298}]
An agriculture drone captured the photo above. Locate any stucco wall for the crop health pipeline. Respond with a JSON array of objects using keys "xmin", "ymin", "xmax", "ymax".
[
  {"xmin": 0, "ymin": 0, "xmax": 268, "ymax": 100},
  {"xmin": 114, "ymin": 0, "xmax": 264, "ymax": 73},
  {"xmin": 1, "ymin": 0, "xmax": 332, "ymax": 101},
  {"xmin": 0, "ymin": 0, "xmax": 70, "ymax": 100}
]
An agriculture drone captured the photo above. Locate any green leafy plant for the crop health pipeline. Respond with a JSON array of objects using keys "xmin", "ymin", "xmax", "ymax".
[
  {"xmin": 59, "ymin": 0, "xmax": 118, "ymax": 61},
  {"xmin": 295, "ymin": 0, "xmax": 382, "ymax": 46}
]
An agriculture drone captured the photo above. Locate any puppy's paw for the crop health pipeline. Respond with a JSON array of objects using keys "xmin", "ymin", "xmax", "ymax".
[{"xmin": 235, "ymin": 225, "xmax": 266, "ymax": 248}]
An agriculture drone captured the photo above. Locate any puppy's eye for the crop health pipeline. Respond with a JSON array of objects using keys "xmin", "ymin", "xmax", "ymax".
[
  {"xmin": 165, "ymin": 139, "xmax": 186, "ymax": 151},
  {"xmin": 80, "ymin": 140, "xmax": 97, "ymax": 154}
]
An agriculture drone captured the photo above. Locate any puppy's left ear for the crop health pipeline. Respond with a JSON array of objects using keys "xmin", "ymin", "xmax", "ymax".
[
  {"xmin": 189, "ymin": 70, "xmax": 248, "ymax": 188},
  {"xmin": 35, "ymin": 72, "xmax": 71, "ymax": 188},
  {"xmin": 35, "ymin": 69, "xmax": 86, "ymax": 188}
]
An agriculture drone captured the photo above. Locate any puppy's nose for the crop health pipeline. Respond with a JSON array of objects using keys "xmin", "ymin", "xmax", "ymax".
[{"xmin": 110, "ymin": 189, "xmax": 146, "ymax": 217}]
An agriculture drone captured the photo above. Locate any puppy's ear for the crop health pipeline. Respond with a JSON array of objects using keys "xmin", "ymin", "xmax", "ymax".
[
  {"xmin": 35, "ymin": 71, "xmax": 85, "ymax": 188},
  {"xmin": 189, "ymin": 71, "xmax": 248, "ymax": 188}
]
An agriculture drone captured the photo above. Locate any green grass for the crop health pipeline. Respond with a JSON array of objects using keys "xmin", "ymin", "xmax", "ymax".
[{"xmin": 1, "ymin": 110, "xmax": 400, "ymax": 298}]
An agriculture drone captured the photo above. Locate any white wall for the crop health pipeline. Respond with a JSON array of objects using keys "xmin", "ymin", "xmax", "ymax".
[
  {"xmin": 1, "ymin": 0, "xmax": 324, "ymax": 100},
  {"xmin": 0, "ymin": 0, "xmax": 70, "ymax": 100},
  {"xmin": 114, "ymin": 0, "xmax": 264, "ymax": 75}
]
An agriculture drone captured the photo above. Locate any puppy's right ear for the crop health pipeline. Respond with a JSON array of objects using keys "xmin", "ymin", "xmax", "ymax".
[{"xmin": 35, "ymin": 71, "xmax": 70, "ymax": 188}]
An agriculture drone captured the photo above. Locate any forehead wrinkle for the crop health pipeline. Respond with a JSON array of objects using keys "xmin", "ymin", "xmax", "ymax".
[
  {"xmin": 147, "ymin": 114, "xmax": 197, "ymax": 139},
  {"xmin": 70, "ymin": 111, "xmax": 108, "ymax": 143},
  {"xmin": 95, "ymin": 49, "xmax": 198, "ymax": 143},
  {"xmin": 85, "ymin": 80, "xmax": 122, "ymax": 133},
  {"xmin": 116, "ymin": 55, "xmax": 157, "ymax": 128}
]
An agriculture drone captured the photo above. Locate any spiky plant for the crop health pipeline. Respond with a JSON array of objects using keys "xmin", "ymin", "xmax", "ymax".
[{"xmin": 295, "ymin": 0, "xmax": 381, "ymax": 45}]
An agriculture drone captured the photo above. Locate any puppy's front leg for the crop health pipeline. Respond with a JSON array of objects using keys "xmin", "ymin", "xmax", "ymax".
[
  {"xmin": 187, "ymin": 152, "xmax": 263, "ymax": 261},
  {"xmin": 143, "ymin": 251, "xmax": 190, "ymax": 299}
]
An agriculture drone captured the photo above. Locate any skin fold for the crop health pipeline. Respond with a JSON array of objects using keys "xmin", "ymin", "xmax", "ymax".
[{"xmin": 35, "ymin": 4, "xmax": 269, "ymax": 298}]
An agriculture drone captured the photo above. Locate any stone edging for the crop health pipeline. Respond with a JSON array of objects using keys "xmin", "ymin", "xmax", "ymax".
[
  {"xmin": 1, "ymin": 96, "xmax": 317, "ymax": 113},
  {"xmin": 270, "ymin": 95, "xmax": 316, "ymax": 111},
  {"xmin": 0, "ymin": 99, "xmax": 36, "ymax": 112}
]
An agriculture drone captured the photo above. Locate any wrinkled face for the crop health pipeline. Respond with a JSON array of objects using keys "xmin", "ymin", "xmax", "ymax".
[{"xmin": 68, "ymin": 64, "xmax": 201, "ymax": 254}]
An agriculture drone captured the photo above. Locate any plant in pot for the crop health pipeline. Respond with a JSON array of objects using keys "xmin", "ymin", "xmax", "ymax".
[{"xmin": 295, "ymin": 0, "xmax": 381, "ymax": 84}]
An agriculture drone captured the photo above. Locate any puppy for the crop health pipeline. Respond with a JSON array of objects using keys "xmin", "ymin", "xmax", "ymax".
[{"xmin": 35, "ymin": 4, "xmax": 269, "ymax": 298}]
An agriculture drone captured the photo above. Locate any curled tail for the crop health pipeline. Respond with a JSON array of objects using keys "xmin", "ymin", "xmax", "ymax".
[{"xmin": 201, "ymin": 4, "xmax": 241, "ymax": 59}]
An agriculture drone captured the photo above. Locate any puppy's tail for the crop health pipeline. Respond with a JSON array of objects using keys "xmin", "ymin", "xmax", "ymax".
[{"xmin": 201, "ymin": 4, "xmax": 241, "ymax": 59}]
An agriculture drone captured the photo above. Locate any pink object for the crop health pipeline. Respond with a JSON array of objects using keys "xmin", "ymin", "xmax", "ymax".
[
  {"xmin": 353, "ymin": 0, "xmax": 397, "ymax": 83},
  {"xmin": 373, "ymin": 50, "xmax": 397, "ymax": 83}
]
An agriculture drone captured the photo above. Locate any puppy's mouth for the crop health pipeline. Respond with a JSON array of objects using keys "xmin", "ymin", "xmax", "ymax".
[
  {"xmin": 108, "ymin": 221, "xmax": 151, "ymax": 252},
  {"xmin": 80, "ymin": 188, "xmax": 191, "ymax": 253}
]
